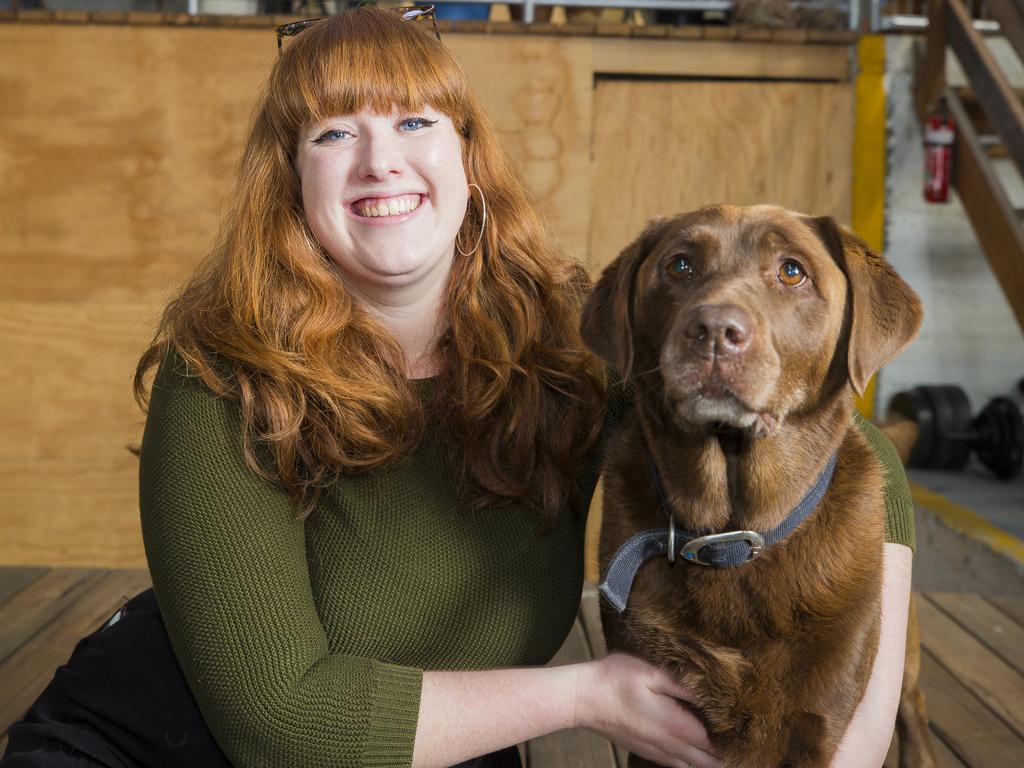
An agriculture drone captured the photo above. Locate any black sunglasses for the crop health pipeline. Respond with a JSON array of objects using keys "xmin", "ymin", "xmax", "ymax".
[{"xmin": 276, "ymin": 5, "xmax": 440, "ymax": 53}]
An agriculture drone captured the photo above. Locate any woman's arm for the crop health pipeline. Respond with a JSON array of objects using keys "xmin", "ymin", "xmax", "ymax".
[
  {"xmin": 413, "ymin": 654, "xmax": 720, "ymax": 768},
  {"xmin": 830, "ymin": 542, "xmax": 913, "ymax": 767}
]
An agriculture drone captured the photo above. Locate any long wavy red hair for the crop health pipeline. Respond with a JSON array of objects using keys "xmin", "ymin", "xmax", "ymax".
[{"xmin": 133, "ymin": 8, "xmax": 607, "ymax": 526}]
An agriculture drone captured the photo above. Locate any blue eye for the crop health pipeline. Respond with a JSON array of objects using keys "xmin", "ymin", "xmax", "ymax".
[
  {"xmin": 668, "ymin": 255, "xmax": 694, "ymax": 277},
  {"xmin": 400, "ymin": 116, "xmax": 438, "ymax": 131},
  {"xmin": 313, "ymin": 129, "xmax": 352, "ymax": 144}
]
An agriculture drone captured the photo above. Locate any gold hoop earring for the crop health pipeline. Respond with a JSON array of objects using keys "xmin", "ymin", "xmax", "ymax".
[{"xmin": 456, "ymin": 183, "xmax": 487, "ymax": 257}]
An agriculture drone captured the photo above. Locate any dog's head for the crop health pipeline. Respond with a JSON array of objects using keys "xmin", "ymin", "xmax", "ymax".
[{"xmin": 581, "ymin": 204, "xmax": 922, "ymax": 435}]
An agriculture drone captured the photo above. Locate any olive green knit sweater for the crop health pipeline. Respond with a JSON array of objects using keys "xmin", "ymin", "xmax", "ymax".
[{"xmin": 139, "ymin": 352, "xmax": 914, "ymax": 768}]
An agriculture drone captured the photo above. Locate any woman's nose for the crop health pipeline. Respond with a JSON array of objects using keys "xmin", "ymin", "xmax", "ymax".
[{"xmin": 356, "ymin": 133, "xmax": 403, "ymax": 181}]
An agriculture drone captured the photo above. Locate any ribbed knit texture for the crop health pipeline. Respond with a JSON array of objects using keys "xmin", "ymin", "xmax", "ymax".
[
  {"xmin": 138, "ymin": 354, "xmax": 913, "ymax": 768},
  {"xmin": 853, "ymin": 412, "xmax": 917, "ymax": 551}
]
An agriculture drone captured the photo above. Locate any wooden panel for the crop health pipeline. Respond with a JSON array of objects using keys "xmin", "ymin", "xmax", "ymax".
[
  {"xmin": 0, "ymin": 26, "xmax": 267, "ymax": 304},
  {"xmin": 0, "ymin": 302, "xmax": 153, "ymax": 463},
  {"xmin": 916, "ymin": 595, "xmax": 1024, "ymax": 738},
  {"xmin": 945, "ymin": 88, "xmax": 1024, "ymax": 332},
  {"xmin": 0, "ymin": 569, "xmax": 151, "ymax": 735},
  {"xmin": 0, "ymin": 27, "xmax": 596, "ymax": 296},
  {"xmin": 591, "ymin": 38, "xmax": 850, "ymax": 81},
  {"xmin": 0, "ymin": 459, "xmax": 144, "ymax": 568},
  {"xmin": 0, "ymin": 25, "xmax": 853, "ymax": 567},
  {"xmin": 928, "ymin": 592, "xmax": 1024, "ymax": 674},
  {"xmin": 445, "ymin": 34, "xmax": 595, "ymax": 260},
  {"xmin": 588, "ymin": 79, "xmax": 853, "ymax": 270}
]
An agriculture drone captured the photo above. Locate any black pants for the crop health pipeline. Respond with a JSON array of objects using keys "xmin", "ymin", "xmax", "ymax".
[{"xmin": 2, "ymin": 588, "xmax": 521, "ymax": 768}]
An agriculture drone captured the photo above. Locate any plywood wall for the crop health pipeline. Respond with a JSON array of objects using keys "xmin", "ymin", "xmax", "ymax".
[
  {"xmin": 588, "ymin": 79, "xmax": 853, "ymax": 270},
  {"xmin": 0, "ymin": 21, "xmax": 852, "ymax": 567}
]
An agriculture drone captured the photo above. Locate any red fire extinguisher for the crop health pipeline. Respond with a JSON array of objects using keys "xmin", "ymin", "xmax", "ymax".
[{"xmin": 924, "ymin": 99, "xmax": 955, "ymax": 203}]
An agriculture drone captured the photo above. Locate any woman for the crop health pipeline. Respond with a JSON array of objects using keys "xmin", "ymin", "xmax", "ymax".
[{"xmin": 3, "ymin": 8, "xmax": 913, "ymax": 768}]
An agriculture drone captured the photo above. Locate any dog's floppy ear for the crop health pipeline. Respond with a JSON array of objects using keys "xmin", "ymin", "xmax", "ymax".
[
  {"xmin": 580, "ymin": 219, "xmax": 663, "ymax": 381},
  {"xmin": 806, "ymin": 216, "xmax": 923, "ymax": 396}
]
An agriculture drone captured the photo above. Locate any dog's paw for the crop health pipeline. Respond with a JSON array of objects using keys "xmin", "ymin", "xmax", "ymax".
[{"xmin": 675, "ymin": 644, "xmax": 753, "ymax": 731}]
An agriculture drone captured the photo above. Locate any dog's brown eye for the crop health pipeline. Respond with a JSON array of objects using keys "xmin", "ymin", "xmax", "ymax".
[
  {"xmin": 778, "ymin": 260, "xmax": 806, "ymax": 286},
  {"xmin": 667, "ymin": 255, "xmax": 694, "ymax": 278}
]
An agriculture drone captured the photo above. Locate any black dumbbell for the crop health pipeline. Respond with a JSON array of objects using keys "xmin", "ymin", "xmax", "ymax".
[{"xmin": 886, "ymin": 384, "xmax": 1023, "ymax": 480}]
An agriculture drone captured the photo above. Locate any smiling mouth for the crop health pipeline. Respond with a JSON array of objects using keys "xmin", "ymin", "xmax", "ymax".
[{"xmin": 351, "ymin": 194, "xmax": 423, "ymax": 218}]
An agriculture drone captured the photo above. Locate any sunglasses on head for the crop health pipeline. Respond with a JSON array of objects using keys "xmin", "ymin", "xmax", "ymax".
[{"xmin": 275, "ymin": 5, "xmax": 440, "ymax": 53}]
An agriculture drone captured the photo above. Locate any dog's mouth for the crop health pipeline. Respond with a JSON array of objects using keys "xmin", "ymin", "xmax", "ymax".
[{"xmin": 669, "ymin": 379, "xmax": 783, "ymax": 437}]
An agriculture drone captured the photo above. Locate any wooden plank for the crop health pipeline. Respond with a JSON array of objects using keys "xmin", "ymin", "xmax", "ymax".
[
  {"xmin": 932, "ymin": 729, "xmax": 971, "ymax": 767},
  {"xmin": 945, "ymin": 87, "xmax": 1024, "ymax": 333},
  {"xmin": 920, "ymin": 0, "xmax": 947, "ymax": 119},
  {"xmin": 916, "ymin": 595, "xmax": 1024, "ymax": 738},
  {"xmin": 529, "ymin": 617, "xmax": 618, "ymax": 768},
  {"xmin": 0, "ymin": 569, "xmax": 151, "ymax": 736},
  {"xmin": 0, "ymin": 566, "xmax": 47, "ymax": 607},
  {"xmin": 579, "ymin": 583, "xmax": 607, "ymax": 657},
  {"xmin": 928, "ymin": 592, "xmax": 1024, "ymax": 674},
  {"xmin": 0, "ymin": 568, "xmax": 93, "ymax": 663},
  {"xmin": 986, "ymin": 594, "xmax": 1024, "ymax": 627},
  {"xmin": 946, "ymin": 0, "xmax": 1024, "ymax": 178},
  {"xmin": 590, "ymin": 38, "xmax": 851, "ymax": 81},
  {"xmin": 918, "ymin": 650, "xmax": 1024, "ymax": 765},
  {"xmin": 887, "ymin": 718, "xmax": 980, "ymax": 766}
]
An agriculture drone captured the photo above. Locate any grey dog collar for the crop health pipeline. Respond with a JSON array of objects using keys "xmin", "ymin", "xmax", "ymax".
[{"xmin": 599, "ymin": 451, "xmax": 839, "ymax": 613}]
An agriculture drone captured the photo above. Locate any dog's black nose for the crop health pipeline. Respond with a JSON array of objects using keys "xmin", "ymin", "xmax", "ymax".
[{"xmin": 684, "ymin": 304, "xmax": 752, "ymax": 357}]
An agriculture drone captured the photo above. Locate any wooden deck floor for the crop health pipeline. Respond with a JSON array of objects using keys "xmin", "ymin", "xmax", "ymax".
[{"xmin": 1, "ymin": 568, "xmax": 1022, "ymax": 766}]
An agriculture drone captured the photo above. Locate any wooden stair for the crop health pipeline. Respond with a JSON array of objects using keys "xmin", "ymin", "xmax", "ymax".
[{"xmin": 918, "ymin": 0, "xmax": 1024, "ymax": 333}]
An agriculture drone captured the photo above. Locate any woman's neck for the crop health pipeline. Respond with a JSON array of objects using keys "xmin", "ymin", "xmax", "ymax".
[{"xmin": 345, "ymin": 261, "xmax": 451, "ymax": 379}]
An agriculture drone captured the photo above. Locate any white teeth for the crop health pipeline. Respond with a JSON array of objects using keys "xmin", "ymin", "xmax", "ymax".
[{"xmin": 357, "ymin": 195, "xmax": 420, "ymax": 218}]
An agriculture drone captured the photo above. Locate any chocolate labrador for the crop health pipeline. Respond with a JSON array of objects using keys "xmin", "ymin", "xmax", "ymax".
[{"xmin": 581, "ymin": 205, "xmax": 934, "ymax": 767}]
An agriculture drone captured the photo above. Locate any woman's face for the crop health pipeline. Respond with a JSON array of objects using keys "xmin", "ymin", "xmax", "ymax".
[{"xmin": 294, "ymin": 105, "xmax": 469, "ymax": 302}]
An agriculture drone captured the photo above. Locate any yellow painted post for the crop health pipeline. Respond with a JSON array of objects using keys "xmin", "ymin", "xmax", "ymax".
[{"xmin": 852, "ymin": 35, "xmax": 887, "ymax": 419}]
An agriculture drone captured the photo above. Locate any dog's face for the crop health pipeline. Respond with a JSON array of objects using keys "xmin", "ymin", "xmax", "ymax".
[{"xmin": 581, "ymin": 204, "xmax": 922, "ymax": 435}]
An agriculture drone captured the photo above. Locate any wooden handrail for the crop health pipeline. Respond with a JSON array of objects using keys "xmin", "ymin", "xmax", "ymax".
[
  {"xmin": 917, "ymin": 0, "xmax": 1024, "ymax": 333},
  {"xmin": 945, "ymin": 88, "xmax": 1024, "ymax": 331},
  {"xmin": 946, "ymin": 0, "xmax": 1024, "ymax": 179},
  {"xmin": 986, "ymin": 0, "xmax": 1024, "ymax": 65}
]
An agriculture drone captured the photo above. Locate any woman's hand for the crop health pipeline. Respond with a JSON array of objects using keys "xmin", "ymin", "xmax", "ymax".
[{"xmin": 576, "ymin": 653, "xmax": 721, "ymax": 768}]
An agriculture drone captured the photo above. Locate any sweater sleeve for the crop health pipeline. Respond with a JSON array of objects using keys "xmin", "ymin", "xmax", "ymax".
[
  {"xmin": 853, "ymin": 413, "xmax": 916, "ymax": 552},
  {"xmin": 139, "ymin": 350, "xmax": 422, "ymax": 768}
]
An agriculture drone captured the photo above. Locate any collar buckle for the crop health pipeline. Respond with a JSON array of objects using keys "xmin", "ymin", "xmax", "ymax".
[{"xmin": 679, "ymin": 530, "xmax": 766, "ymax": 566}]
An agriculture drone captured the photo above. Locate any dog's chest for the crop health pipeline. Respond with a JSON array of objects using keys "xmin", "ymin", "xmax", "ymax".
[{"xmin": 599, "ymin": 426, "xmax": 887, "ymax": 649}]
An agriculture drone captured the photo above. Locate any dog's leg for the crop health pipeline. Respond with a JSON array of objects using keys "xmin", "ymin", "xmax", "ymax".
[{"xmin": 896, "ymin": 596, "xmax": 938, "ymax": 768}]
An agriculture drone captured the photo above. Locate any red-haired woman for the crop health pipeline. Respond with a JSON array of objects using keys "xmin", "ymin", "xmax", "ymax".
[
  {"xmin": 3, "ymin": 8, "xmax": 915, "ymax": 768},
  {"xmin": 1, "ymin": 8, "xmax": 716, "ymax": 768}
]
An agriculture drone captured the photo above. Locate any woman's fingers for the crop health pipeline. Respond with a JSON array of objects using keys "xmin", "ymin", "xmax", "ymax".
[
  {"xmin": 660, "ymin": 694, "xmax": 716, "ymax": 756},
  {"xmin": 651, "ymin": 669, "xmax": 697, "ymax": 704},
  {"xmin": 585, "ymin": 653, "xmax": 722, "ymax": 767}
]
